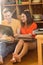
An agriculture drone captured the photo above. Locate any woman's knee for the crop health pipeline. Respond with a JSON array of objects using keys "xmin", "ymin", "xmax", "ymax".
[{"xmin": 18, "ymin": 39, "xmax": 24, "ymax": 45}]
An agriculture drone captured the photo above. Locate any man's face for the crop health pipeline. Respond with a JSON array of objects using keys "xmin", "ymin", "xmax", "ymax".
[{"xmin": 3, "ymin": 11, "xmax": 12, "ymax": 21}]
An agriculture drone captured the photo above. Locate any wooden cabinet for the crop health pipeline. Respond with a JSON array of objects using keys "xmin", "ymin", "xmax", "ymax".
[{"xmin": 2, "ymin": 0, "xmax": 43, "ymax": 23}]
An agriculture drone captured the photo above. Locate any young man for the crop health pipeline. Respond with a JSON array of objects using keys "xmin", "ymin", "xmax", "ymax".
[{"xmin": 0, "ymin": 8, "xmax": 21, "ymax": 64}]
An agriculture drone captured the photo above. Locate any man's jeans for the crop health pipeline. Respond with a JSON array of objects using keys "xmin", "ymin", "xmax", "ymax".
[{"xmin": 0, "ymin": 42, "xmax": 16, "ymax": 57}]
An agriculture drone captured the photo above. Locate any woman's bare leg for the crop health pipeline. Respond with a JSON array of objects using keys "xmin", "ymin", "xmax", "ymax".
[
  {"xmin": 14, "ymin": 39, "xmax": 24, "ymax": 54},
  {"xmin": 11, "ymin": 39, "xmax": 24, "ymax": 62},
  {"xmin": 11, "ymin": 41, "xmax": 36, "ymax": 63},
  {"xmin": 18, "ymin": 41, "xmax": 36, "ymax": 60},
  {"xmin": 19, "ymin": 42, "xmax": 29, "ymax": 59},
  {"xmin": 15, "ymin": 42, "xmax": 29, "ymax": 62}
]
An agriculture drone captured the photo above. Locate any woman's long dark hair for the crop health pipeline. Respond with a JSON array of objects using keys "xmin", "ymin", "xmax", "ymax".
[{"xmin": 21, "ymin": 11, "xmax": 33, "ymax": 27}]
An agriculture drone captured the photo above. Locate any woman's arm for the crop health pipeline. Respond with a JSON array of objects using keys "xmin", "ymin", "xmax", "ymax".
[{"xmin": 14, "ymin": 33, "xmax": 32, "ymax": 39}]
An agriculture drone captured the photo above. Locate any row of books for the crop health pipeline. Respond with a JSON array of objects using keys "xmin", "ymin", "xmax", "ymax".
[{"xmin": 5, "ymin": 0, "xmax": 41, "ymax": 5}]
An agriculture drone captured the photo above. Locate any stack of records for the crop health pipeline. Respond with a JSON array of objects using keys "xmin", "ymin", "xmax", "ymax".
[{"xmin": 34, "ymin": 28, "xmax": 43, "ymax": 35}]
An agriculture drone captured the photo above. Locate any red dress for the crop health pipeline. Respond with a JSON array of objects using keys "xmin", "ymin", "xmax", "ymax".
[{"xmin": 20, "ymin": 22, "xmax": 37, "ymax": 38}]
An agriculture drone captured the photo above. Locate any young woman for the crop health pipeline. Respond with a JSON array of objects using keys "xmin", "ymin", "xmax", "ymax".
[{"xmin": 11, "ymin": 11, "xmax": 37, "ymax": 63}]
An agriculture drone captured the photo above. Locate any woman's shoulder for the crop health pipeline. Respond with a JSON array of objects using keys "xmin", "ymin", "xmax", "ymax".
[
  {"xmin": 31, "ymin": 22, "xmax": 37, "ymax": 29},
  {"xmin": 32, "ymin": 22, "xmax": 37, "ymax": 25},
  {"xmin": 32, "ymin": 22, "xmax": 37, "ymax": 26}
]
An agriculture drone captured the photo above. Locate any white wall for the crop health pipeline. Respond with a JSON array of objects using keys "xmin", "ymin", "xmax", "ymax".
[{"xmin": 0, "ymin": 6, "xmax": 2, "ymax": 24}]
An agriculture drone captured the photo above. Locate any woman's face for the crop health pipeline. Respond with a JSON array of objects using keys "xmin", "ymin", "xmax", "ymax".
[
  {"xmin": 21, "ymin": 13, "xmax": 27, "ymax": 23},
  {"xmin": 3, "ymin": 11, "xmax": 12, "ymax": 21}
]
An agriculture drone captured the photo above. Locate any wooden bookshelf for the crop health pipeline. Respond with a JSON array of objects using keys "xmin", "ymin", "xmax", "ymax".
[{"xmin": 2, "ymin": 0, "xmax": 43, "ymax": 23}]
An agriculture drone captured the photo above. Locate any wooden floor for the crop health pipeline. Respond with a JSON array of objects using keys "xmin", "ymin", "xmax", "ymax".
[
  {"xmin": 2, "ymin": 48, "xmax": 43, "ymax": 65},
  {"xmin": 3, "ymin": 49, "xmax": 38, "ymax": 65}
]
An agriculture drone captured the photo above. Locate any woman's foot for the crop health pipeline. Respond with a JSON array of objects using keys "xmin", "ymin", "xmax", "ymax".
[
  {"xmin": 10, "ymin": 53, "xmax": 17, "ymax": 63},
  {"xmin": 0, "ymin": 55, "xmax": 3, "ymax": 64},
  {"xmin": 10, "ymin": 57, "xmax": 16, "ymax": 63},
  {"xmin": 15, "ymin": 55, "xmax": 21, "ymax": 62},
  {"xmin": 10, "ymin": 53, "xmax": 21, "ymax": 63},
  {"xmin": 13, "ymin": 53, "xmax": 21, "ymax": 62}
]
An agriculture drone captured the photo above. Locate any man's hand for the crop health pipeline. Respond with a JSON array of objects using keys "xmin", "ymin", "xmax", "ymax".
[{"xmin": 0, "ymin": 34, "xmax": 14, "ymax": 42}]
